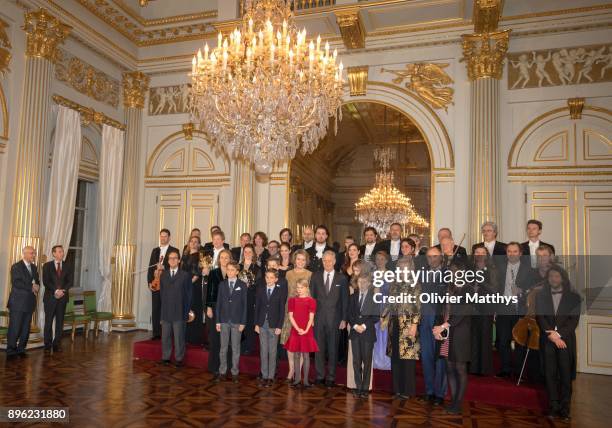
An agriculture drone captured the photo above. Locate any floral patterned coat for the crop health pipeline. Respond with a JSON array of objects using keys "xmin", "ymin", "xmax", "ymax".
[{"xmin": 383, "ymin": 280, "xmax": 421, "ymax": 360}]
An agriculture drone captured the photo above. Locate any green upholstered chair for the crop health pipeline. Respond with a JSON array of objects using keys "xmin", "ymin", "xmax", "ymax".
[
  {"xmin": 63, "ymin": 290, "xmax": 92, "ymax": 341},
  {"xmin": 0, "ymin": 310, "xmax": 8, "ymax": 343},
  {"xmin": 83, "ymin": 290, "xmax": 113, "ymax": 336}
]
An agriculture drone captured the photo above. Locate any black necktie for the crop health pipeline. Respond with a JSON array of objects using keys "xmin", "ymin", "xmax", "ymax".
[
  {"xmin": 359, "ymin": 292, "xmax": 365, "ymax": 311},
  {"xmin": 229, "ymin": 281, "xmax": 234, "ymax": 293},
  {"xmin": 325, "ymin": 273, "xmax": 331, "ymax": 294},
  {"xmin": 267, "ymin": 288, "xmax": 272, "ymax": 300},
  {"xmin": 171, "ymin": 270, "xmax": 175, "ymax": 278}
]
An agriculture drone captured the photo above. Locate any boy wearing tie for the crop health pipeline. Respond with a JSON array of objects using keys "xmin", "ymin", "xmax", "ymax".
[
  {"xmin": 254, "ymin": 269, "xmax": 288, "ymax": 387},
  {"xmin": 215, "ymin": 262, "xmax": 247, "ymax": 383}
]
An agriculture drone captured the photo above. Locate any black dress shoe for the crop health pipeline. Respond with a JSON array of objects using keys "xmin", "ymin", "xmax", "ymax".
[
  {"xmin": 18, "ymin": 353, "xmax": 27, "ymax": 359},
  {"xmin": 151, "ymin": 336, "xmax": 161, "ymax": 341},
  {"xmin": 285, "ymin": 377, "xmax": 293, "ymax": 384},
  {"xmin": 174, "ymin": 361, "xmax": 184, "ymax": 368},
  {"xmin": 290, "ymin": 382, "xmax": 301, "ymax": 388},
  {"xmin": 53, "ymin": 346, "xmax": 62, "ymax": 353},
  {"xmin": 393, "ymin": 393, "xmax": 401, "ymax": 400},
  {"xmin": 360, "ymin": 391, "xmax": 369, "ymax": 399},
  {"xmin": 325, "ymin": 381, "xmax": 335, "ymax": 388},
  {"xmin": 433, "ymin": 397, "xmax": 444, "ymax": 406},
  {"xmin": 399, "ymin": 394, "xmax": 411, "ymax": 400},
  {"xmin": 352, "ymin": 389, "xmax": 360, "ymax": 398},
  {"xmin": 158, "ymin": 359, "xmax": 171, "ymax": 366},
  {"xmin": 444, "ymin": 405, "xmax": 461, "ymax": 415},
  {"xmin": 44, "ymin": 347, "xmax": 52, "ymax": 354},
  {"xmin": 302, "ymin": 382, "xmax": 312, "ymax": 389},
  {"xmin": 559, "ymin": 408, "xmax": 570, "ymax": 421},
  {"xmin": 6, "ymin": 354, "xmax": 18, "ymax": 361},
  {"xmin": 496, "ymin": 370, "xmax": 510, "ymax": 378},
  {"xmin": 212, "ymin": 373, "xmax": 221, "ymax": 383},
  {"xmin": 232, "ymin": 375, "xmax": 239, "ymax": 384},
  {"xmin": 314, "ymin": 378, "xmax": 325, "ymax": 385}
]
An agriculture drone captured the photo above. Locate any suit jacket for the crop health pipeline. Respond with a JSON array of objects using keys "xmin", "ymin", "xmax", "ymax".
[
  {"xmin": 536, "ymin": 285, "xmax": 581, "ymax": 377},
  {"xmin": 42, "ymin": 260, "xmax": 73, "ymax": 304},
  {"xmin": 472, "ymin": 241, "xmax": 507, "ymax": 256},
  {"xmin": 348, "ymin": 289, "xmax": 380, "ymax": 342},
  {"xmin": 8, "ymin": 261, "xmax": 40, "ymax": 313},
  {"xmin": 215, "ymin": 278, "xmax": 248, "ymax": 325},
  {"xmin": 520, "ymin": 240, "xmax": 556, "ymax": 256},
  {"xmin": 254, "ymin": 282, "xmax": 288, "ymax": 329},
  {"xmin": 306, "ymin": 244, "xmax": 335, "ymax": 272},
  {"xmin": 160, "ymin": 269, "xmax": 192, "ymax": 322},
  {"xmin": 205, "ymin": 267, "xmax": 226, "ymax": 309},
  {"xmin": 203, "ymin": 242, "xmax": 230, "ymax": 252},
  {"xmin": 231, "ymin": 246, "xmax": 242, "ymax": 263},
  {"xmin": 373, "ymin": 239, "xmax": 401, "ymax": 257},
  {"xmin": 310, "ymin": 270, "xmax": 349, "ymax": 326},
  {"xmin": 147, "ymin": 245, "xmax": 179, "ymax": 284},
  {"xmin": 497, "ymin": 259, "xmax": 537, "ymax": 314}
]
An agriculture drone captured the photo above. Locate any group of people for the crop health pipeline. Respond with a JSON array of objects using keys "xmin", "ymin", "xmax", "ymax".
[{"xmin": 145, "ymin": 220, "xmax": 581, "ymax": 420}]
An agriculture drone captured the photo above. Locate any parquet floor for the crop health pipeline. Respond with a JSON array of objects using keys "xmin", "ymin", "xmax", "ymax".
[{"xmin": 1, "ymin": 331, "xmax": 609, "ymax": 427}]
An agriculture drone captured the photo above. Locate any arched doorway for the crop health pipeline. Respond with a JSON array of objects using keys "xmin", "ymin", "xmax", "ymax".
[{"xmin": 287, "ymin": 81, "xmax": 454, "ymax": 245}]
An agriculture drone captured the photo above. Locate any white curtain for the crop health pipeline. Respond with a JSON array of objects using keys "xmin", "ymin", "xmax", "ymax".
[
  {"xmin": 43, "ymin": 106, "xmax": 82, "ymax": 259},
  {"xmin": 97, "ymin": 124, "xmax": 125, "ymax": 312},
  {"xmin": 40, "ymin": 106, "xmax": 82, "ymax": 328}
]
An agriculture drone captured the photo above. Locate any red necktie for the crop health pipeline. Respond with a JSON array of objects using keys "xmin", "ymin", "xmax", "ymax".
[{"xmin": 56, "ymin": 262, "xmax": 62, "ymax": 278}]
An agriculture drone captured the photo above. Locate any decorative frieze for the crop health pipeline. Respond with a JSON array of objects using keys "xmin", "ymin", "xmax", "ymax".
[
  {"xmin": 507, "ymin": 44, "xmax": 612, "ymax": 90},
  {"xmin": 55, "ymin": 49, "xmax": 120, "ymax": 108},
  {"xmin": 148, "ymin": 84, "xmax": 190, "ymax": 115},
  {"xmin": 381, "ymin": 63, "xmax": 454, "ymax": 111}
]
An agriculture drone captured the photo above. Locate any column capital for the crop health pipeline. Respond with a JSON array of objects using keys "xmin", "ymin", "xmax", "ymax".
[
  {"xmin": 461, "ymin": 29, "xmax": 510, "ymax": 81},
  {"xmin": 23, "ymin": 8, "xmax": 70, "ymax": 62},
  {"xmin": 122, "ymin": 71, "xmax": 150, "ymax": 109},
  {"xmin": 0, "ymin": 17, "xmax": 11, "ymax": 75}
]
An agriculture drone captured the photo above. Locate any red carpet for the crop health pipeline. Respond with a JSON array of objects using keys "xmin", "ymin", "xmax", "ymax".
[{"xmin": 133, "ymin": 339, "xmax": 547, "ymax": 410}]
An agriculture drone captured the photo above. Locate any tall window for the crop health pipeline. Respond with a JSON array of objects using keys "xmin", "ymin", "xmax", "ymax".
[{"xmin": 66, "ymin": 180, "xmax": 88, "ymax": 287}]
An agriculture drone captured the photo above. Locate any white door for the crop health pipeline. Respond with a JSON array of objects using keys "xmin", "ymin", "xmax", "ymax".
[{"xmin": 526, "ymin": 185, "xmax": 612, "ymax": 374}]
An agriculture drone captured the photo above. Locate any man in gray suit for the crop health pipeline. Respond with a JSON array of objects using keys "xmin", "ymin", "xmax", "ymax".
[
  {"xmin": 6, "ymin": 246, "xmax": 40, "ymax": 359},
  {"xmin": 159, "ymin": 249, "xmax": 192, "ymax": 368},
  {"xmin": 311, "ymin": 250, "xmax": 349, "ymax": 388}
]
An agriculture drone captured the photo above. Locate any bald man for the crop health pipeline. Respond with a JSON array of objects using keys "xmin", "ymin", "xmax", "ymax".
[{"xmin": 6, "ymin": 246, "xmax": 40, "ymax": 359}]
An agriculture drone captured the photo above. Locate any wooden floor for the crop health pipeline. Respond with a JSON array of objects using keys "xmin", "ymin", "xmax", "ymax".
[{"xmin": 1, "ymin": 331, "xmax": 609, "ymax": 427}]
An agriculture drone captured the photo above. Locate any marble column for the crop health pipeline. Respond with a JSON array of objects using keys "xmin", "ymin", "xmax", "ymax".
[
  {"xmin": 232, "ymin": 159, "xmax": 255, "ymax": 246},
  {"xmin": 111, "ymin": 71, "xmax": 149, "ymax": 329},
  {"xmin": 6, "ymin": 9, "xmax": 69, "ymax": 335},
  {"xmin": 462, "ymin": 30, "xmax": 510, "ymax": 245}
]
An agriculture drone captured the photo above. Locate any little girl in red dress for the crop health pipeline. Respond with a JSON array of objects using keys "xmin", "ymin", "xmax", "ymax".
[{"xmin": 284, "ymin": 278, "xmax": 318, "ymax": 388}]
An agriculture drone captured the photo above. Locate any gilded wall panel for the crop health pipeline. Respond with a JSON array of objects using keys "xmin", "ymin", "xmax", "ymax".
[
  {"xmin": 508, "ymin": 44, "xmax": 612, "ymax": 90},
  {"xmin": 55, "ymin": 49, "xmax": 120, "ymax": 108}
]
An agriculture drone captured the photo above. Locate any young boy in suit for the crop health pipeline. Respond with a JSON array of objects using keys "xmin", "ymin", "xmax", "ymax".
[
  {"xmin": 215, "ymin": 261, "xmax": 247, "ymax": 382},
  {"xmin": 254, "ymin": 269, "xmax": 288, "ymax": 387}
]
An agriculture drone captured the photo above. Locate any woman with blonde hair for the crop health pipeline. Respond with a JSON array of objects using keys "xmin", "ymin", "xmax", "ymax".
[
  {"xmin": 281, "ymin": 249, "xmax": 312, "ymax": 382},
  {"xmin": 346, "ymin": 259, "xmax": 372, "ymax": 391}
]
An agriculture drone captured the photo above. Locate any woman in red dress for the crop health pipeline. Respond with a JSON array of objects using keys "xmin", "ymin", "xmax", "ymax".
[{"xmin": 284, "ymin": 278, "xmax": 318, "ymax": 388}]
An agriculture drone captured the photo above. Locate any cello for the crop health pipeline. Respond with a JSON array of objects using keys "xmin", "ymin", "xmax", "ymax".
[{"xmin": 512, "ymin": 285, "xmax": 541, "ymax": 386}]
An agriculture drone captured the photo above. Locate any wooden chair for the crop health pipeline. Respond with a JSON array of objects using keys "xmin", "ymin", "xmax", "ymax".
[
  {"xmin": 63, "ymin": 290, "xmax": 92, "ymax": 341},
  {"xmin": 83, "ymin": 290, "xmax": 113, "ymax": 336}
]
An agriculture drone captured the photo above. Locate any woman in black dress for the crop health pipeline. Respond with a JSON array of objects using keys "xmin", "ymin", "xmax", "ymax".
[
  {"xmin": 240, "ymin": 244, "xmax": 261, "ymax": 355},
  {"xmin": 433, "ymin": 263, "xmax": 473, "ymax": 414},
  {"xmin": 278, "ymin": 242, "xmax": 293, "ymax": 280},
  {"xmin": 253, "ymin": 231, "xmax": 269, "ymax": 267},
  {"xmin": 181, "ymin": 235, "xmax": 204, "ymax": 345}
]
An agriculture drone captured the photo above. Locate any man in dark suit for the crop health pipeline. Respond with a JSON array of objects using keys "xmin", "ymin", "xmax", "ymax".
[
  {"xmin": 42, "ymin": 245, "xmax": 73, "ymax": 352},
  {"xmin": 297, "ymin": 226, "xmax": 315, "ymax": 251},
  {"xmin": 254, "ymin": 268, "xmax": 288, "ymax": 386},
  {"xmin": 6, "ymin": 246, "xmax": 40, "ymax": 359},
  {"xmin": 204, "ymin": 229, "xmax": 231, "ymax": 267},
  {"xmin": 147, "ymin": 229, "xmax": 179, "ymax": 340},
  {"xmin": 496, "ymin": 242, "xmax": 537, "ymax": 378},
  {"xmin": 348, "ymin": 275, "xmax": 380, "ymax": 398},
  {"xmin": 434, "ymin": 228, "xmax": 468, "ymax": 260},
  {"xmin": 359, "ymin": 227, "xmax": 379, "ymax": 263},
  {"xmin": 215, "ymin": 261, "xmax": 247, "ymax": 382},
  {"xmin": 203, "ymin": 225, "xmax": 230, "ymax": 253},
  {"xmin": 306, "ymin": 225, "xmax": 335, "ymax": 272},
  {"xmin": 521, "ymin": 219, "xmax": 556, "ymax": 267},
  {"xmin": 231, "ymin": 232, "xmax": 251, "ymax": 263},
  {"xmin": 159, "ymin": 249, "xmax": 192, "ymax": 368},
  {"xmin": 374, "ymin": 223, "xmax": 403, "ymax": 263},
  {"xmin": 311, "ymin": 250, "xmax": 349, "ymax": 387},
  {"xmin": 472, "ymin": 221, "xmax": 507, "ymax": 257},
  {"xmin": 535, "ymin": 265, "xmax": 581, "ymax": 421}
]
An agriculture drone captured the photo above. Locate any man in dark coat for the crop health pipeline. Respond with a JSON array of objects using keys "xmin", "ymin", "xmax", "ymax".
[
  {"xmin": 42, "ymin": 245, "xmax": 73, "ymax": 352},
  {"xmin": 6, "ymin": 246, "xmax": 40, "ymax": 359}
]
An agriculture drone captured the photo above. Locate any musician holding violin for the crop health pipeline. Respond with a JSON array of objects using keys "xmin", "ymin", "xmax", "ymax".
[{"xmin": 147, "ymin": 229, "xmax": 179, "ymax": 340}]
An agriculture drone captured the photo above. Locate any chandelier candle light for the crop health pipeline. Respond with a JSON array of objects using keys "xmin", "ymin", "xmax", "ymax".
[
  {"xmin": 355, "ymin": 148, "xmax": 429, "ymax": 238},
  {"xmin": 190, "ymin": 0, "xmax": 344, "ymax": 174}
]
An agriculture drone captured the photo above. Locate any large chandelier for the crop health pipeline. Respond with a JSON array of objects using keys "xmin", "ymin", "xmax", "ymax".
[
  {"xmin": 355, "ymin": 148, "xmax": 429, "ymax": 238},
  {"xmin": 190, "ymin": 0, "xmax": 344, "ymax": 174}
]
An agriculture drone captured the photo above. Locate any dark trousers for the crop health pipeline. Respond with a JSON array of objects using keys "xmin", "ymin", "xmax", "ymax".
[
  {"xmin": 391, "ymin": 319, "xmax": 416, "ymax": 396},
  {"xmin": 419, "ymin": 314, "xmax": 447, "ymax": 398},
  {"xmin": 496, "ymin": 314, "xmax": 519, "ymax": 374},
  {"xmin": 206, "ymin": 312, "xmax": 220, "ymax": 373},
  {"xmin": 161, "ymin": 320, "xmax": 186, "ymax": 362},
  {"xmin": 6, "ymin": 310, "xmax": 33, "ymax": 356},
  {"xmin": 43, "ymin": 297, "xmax": 67, "ymax": 348},
  {"xmin": 351, "ymin": 336, "xmax": 374, "ymax": 392},
  {"xmin": 542, "ymin": 341, "xmax": 572, "ymax": 412},
  {"xmin": 314, "ymin": 319, "xmax": 340, "ymax": 382},
  {"xmin": 151, "ymin": 290, "xmax": 161, "ymax": 338},
  {"xmin": 469, "ymin": 314, "xmax": 494, "ymax": 375},
  {"xmin": 447, "ymin": 361, "xmax": 468, "ymax": 410}
]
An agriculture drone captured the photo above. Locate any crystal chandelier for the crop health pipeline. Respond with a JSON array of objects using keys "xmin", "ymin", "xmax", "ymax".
[
  {"xmin": 190, "ymin": 0, "xmax": 344, "ymax": 174},
  {"xmin": 355, "ymin": 148, "xmax": 429, "ymax": 238}
]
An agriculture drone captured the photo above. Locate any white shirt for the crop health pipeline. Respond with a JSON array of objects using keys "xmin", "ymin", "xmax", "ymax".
[
  {"xmin": 484, "ymin": 240, "xmax": 496, "ymax": 256},
  {"xmin": 24, "ymin": 260, "xmax": 32, "ymax": 274},
  {"xmin": 390, "ymin": 239, "xmax": 400, "ymax": 259},
  {"xmin": 303, "ymin": 240, "xmax": 314, "ymax": 250},
  {"xmin": 528, "ymin": 240, "xmax": 540, "ymax": 256},
  {"xmin": 504, "ymin": 261, "xmax": 520, "ymax": 297},
  {"xmin": 159, "ymin": 244, "xmax": 169, "ymax": 260},
  {"xmin": 212, "ymin": 246, "xmax": 223, "ymax": 266},
  {"xmin": 364, "ymin": 243, "xmax": 376, "ymax": 258},
  {"xmin": 170, "ymin": 268, "xmax": 177, "ymax": 277},
  {"xmin": 315, "ymin": 243, "xmax": 327, "ymax": 259}
]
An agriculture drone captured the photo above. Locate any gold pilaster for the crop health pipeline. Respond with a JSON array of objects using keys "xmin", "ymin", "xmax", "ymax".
[
  {"xmin": 6, "ymin": 9, "xmax": 69, "ymax": 336},
  {"xmin": 232, "ymin": 159, "xmax": 255, "ymax": 246},
  {"xmin": 111, "ymin": 71, "xmax": 149, "ymax": 328},
  {"xmin": 465, "ymin": 0, "xmax": 506, "ymax": 244},
  {"xmin": 0, "ymin": 17, "xmax": 11, "ymax": 75},
  {"xmin": 347, "ymin": 66, "xmax": 368, "ymax": 96},
  {"xmin": 335, "ymin": 10, "xmax": 365, "ymax": 50}
]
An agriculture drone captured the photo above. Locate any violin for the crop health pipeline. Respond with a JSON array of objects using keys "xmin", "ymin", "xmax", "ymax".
[{"xmin": 150, "ymin": 257, "xmax": 164, "ymax": 292}]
